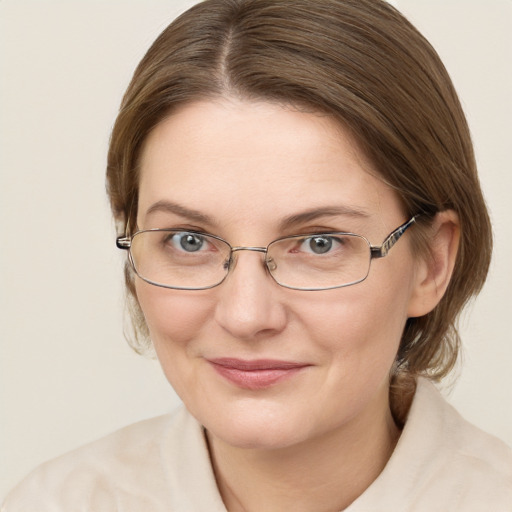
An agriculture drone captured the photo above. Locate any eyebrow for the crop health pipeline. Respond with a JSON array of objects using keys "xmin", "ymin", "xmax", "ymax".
[
  {"xmin": 145, "ymin": 200, "xmax": 214, "ymax": 225},
  {"xmin": 145, "ymin": 200, "xmax": 369, "ymax": 230},
  {"xmin": 278, "ymin": 206, "xmax": 370, "ymax": 230}
]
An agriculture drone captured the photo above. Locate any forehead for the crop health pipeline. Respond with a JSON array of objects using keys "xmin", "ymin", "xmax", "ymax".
[{"xmin": 137, "ymin": 98, "xmax": 402, "ymax": 236}]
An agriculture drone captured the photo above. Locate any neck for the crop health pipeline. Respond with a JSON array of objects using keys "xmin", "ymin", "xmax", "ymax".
[{"xmin": 206, "ymin": 391, "xmax": 400, "ymax": 512}]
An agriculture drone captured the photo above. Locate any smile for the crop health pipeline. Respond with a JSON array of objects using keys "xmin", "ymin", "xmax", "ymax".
[{"xmin": 207, "ymin": 358, "xmax": 310, "ymax": 390}]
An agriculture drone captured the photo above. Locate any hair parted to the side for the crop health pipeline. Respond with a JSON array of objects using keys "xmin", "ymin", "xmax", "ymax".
[{"xmin": 106, "ymin": 0, "xmax": 492, "ymax": 388}]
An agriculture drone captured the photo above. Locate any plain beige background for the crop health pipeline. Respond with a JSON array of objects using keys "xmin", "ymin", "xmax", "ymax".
[{"xmin": 1, "ymin": 0, "xmax": 511, "ymax": 500}]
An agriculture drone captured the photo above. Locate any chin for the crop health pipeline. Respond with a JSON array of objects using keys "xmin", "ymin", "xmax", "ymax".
[
  {"xmin": 200, "ymin": 404, "xmax": 318, "ymax": 451},
  {"xmin": 208, "ymin": 423, "xmax": 308, "ymax": 451}
]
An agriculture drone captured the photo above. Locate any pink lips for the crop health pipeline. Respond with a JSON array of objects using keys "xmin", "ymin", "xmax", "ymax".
[{"xmin": 208, "ymin": 358, "xmax": 309, "ymax": 390}]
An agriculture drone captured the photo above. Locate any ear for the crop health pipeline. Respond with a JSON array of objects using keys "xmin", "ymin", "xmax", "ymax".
[{"xmin": 407, "ymin": 210, "xmax": 460, "ymax": 318}]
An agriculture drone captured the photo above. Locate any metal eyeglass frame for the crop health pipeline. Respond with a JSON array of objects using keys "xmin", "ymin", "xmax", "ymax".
[{"xmin": 116, "ymin": 215, "xmax": 419, "ymax": 291}]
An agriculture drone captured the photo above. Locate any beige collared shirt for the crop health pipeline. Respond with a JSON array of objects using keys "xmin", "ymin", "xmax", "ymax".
[{"xmin": 3, "ymin": 378, "xmax": 512, "ymax": 511}]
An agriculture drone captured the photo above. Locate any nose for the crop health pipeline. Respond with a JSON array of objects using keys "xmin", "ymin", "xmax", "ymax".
[{"xmin": 214, "ymin": 249, "xmax": 288, "ymax": 341}]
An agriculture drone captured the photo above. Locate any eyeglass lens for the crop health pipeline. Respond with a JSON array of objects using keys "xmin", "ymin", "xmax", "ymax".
[{"xmin": 129, "ymin": 230, "xmax": 372, "ymax": 290}]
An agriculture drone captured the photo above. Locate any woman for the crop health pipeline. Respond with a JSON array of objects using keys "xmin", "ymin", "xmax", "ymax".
[{"xmin": 3, "ymin": 0, "xmax": 511, "ymax": 510}]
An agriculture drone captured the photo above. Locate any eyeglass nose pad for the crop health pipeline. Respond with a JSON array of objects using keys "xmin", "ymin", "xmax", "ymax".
[
  {"xmin": 223, "ymin": 255, "xmax": 234, "ymax": 271},
  {"xmin": 266, "ymin": 257, "xmax": 277, "ymax": 271}
]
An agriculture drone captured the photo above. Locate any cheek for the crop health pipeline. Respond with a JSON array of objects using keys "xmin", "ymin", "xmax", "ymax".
[
  {"xmin": 300, "ymin": 272, "xmax": 413, "ymax": 364},
  {"xmin": 135, "ymin": 282, "xmax": 213, "ymax": 349},
  {"xmin": 134, "ymin": 282, "xmax": 217, "ymax": 404}
]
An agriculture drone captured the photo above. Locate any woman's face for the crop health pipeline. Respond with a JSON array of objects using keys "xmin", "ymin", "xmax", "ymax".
[{"xmin": 136, "ymin": 98, "xmax": 422, "ymax": 449}]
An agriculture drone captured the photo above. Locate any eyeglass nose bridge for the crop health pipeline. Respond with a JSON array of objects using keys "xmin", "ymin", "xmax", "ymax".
[
  {"xmin": 228, "ymin": 246, "xmax": 277, "ymax": 273},
  {"xmin": 231, "ymin": 246, "xmax": 267, "ymax": 254}
]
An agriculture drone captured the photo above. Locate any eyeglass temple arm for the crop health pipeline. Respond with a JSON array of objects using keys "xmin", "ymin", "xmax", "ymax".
[
  {"xmin": 116, "ymin": 237, "xmax": 131, "ymax": 250},
  {"xmin": 370, "ymin": 215, "xmax": 419, "ymax": 259}
]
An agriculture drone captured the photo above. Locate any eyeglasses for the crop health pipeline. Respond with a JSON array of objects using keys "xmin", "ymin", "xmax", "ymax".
[{"xmin": 116, "ymin": 216, "xmax": 418, "ymax": 291}]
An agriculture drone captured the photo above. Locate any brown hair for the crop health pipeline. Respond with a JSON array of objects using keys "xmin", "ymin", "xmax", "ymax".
[{"xmin": 107, "ymin": 0, "xmax": 492, "ymax": 384}]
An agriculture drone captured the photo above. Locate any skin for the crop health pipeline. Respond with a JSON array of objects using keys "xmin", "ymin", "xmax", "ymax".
[{"xmin": 135, "ymin": 98, "xmax": 459, "ymax": 511}]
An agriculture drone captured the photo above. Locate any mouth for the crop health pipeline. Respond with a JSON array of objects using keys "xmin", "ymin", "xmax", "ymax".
[{"xmin": 207, "ymin": 358, "xmax": 310, "ymax": 390}]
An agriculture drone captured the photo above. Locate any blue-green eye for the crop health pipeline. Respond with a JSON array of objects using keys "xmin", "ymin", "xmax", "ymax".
[
  {"xmin": 171, "ymin": 232, "xmax": 207, "ymax": 252},
  {"xmin": 299, "ymin": 235, "xmax": 341, "ymax": 255}
]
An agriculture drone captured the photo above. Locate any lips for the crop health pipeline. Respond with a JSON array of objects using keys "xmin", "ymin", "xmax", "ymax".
[{"xmin": 207, "ymin": 358, "xmax": 310, "ymax": 390}]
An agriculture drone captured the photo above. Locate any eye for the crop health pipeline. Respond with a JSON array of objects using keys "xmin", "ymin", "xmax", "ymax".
[
  {"xmin": 299, "ymin": 235, "xmax": 342, "ymax": 255},
  {"xmin": 168, "ymin": 232, "xmax": 208, "ymax": 253}
]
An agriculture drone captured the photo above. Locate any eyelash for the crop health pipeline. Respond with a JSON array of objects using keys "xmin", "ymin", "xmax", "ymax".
[
  {"xmin": 159, "ymin": 225, "xmax": 210, "ymax": 234},
  {"xmin": 148, "ymin": 224, "xmax": 360, "ymax": 241},
  {"xmin": 285, "ymin": 226, "xmax": 353, "ymax": 237}
]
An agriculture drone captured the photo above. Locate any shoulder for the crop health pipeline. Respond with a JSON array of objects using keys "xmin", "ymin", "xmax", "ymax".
[
  {"xmin": 350, "ymin": 378, "xmax": 512, "ymax": 511},
  {"xmin": 414, "ymin": 378, "xmax": 512, "ymax": 476},
  {"xmin": 2, "ymin": 408, "xmax": 201, "ymax": 512},
  {"xmin": 399, "ymin": 378, "xmax": 511, "ymax": 509},
  {"xmin": 416, "ymin": 378, "xmax": 512, "ymax": 507},
  {"xmin": 419, "ymin": 378, "xmax": 512, "ymax": 509}
]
